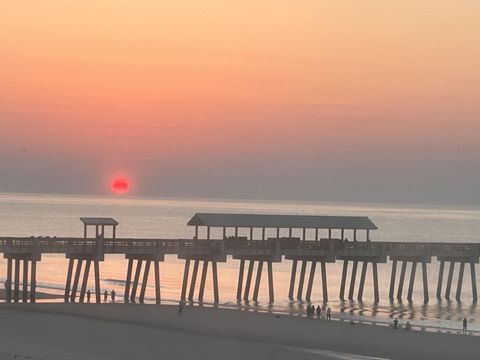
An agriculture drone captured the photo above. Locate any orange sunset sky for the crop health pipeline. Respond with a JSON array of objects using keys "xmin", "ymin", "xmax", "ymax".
[{"xmin": 1, "ymin": 1, "xmax": 479, "ymax": 204}]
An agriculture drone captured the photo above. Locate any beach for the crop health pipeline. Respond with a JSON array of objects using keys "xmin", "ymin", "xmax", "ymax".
[{"xmin": 0, "ymin": 303, "xmax": 477, "ymax": 360}]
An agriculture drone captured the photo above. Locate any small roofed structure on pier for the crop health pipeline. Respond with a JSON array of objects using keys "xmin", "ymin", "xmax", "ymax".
[
  {"xmin": 80, "ymin": 217, "xmax": 118, "ymax": 239},
  {"xmin": 187, "ymin": 213, "xmax": 377, "ymax": 241}
]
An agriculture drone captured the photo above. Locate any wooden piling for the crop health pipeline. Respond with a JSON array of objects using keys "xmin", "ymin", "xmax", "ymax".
[
  {"xmin": 389, "ymin": 260, "xmax": 397, "ymax": 301},
  {"xmin": 455, "ymin": 262, "xmax": 465, "ymax": 302},
  {"xmin": 253, "ymin": 261, "xmax": 263, "ymax": 302},
  {"xmin": 236, "ymin": 259, "xmax": 245, "ymax": 302},
  {"xmin": 357, "ymin": 261, "xmax": 368, "ymax": 301},
  {"xmin": 348, "ymin": 261, "xmax": 358, "ymax": 300},
  {"xmin": 445, "ymin": 261, "xmax": 455, "ymax": 301},
  {"xmin": 288, "ymin": 260, "xmax": 297, "ymax": 300},
  {"xmin": 297, "ymin": 260, "xmax": 307, "ymax": 301},
  {"xmin": 139, "ymin": 259, "xmax": 151, "ymax": 303},
  {"xmin": 305, "ymin": 261, "xmax": 316, "ymax": 302},
  {"xmin": 407, "ymin": 261, "xmax": 417, "ymax": 302},
  {"xmin": 339, "ymin": 260, "xmax": 348, "ymax": 301},
  {"xmin": 243, "ymin": 260, "xmax": 254, "ymax": 301},
  {"xmin": 198, "ymin": 261, "xmax": 209, "ymax": 303},
  {"xmin": 397, "ymin": 261, "xmax": 407, "ymax": 301}
]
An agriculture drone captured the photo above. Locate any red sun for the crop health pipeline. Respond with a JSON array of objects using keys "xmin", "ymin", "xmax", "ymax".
[{"xmin": 111, "ymin": 177, "xmax": 130, "ymax": 194}]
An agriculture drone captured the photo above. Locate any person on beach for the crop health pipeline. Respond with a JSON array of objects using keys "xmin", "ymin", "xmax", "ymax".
[
  {"xmin": 87, "ymin": 290, "xmax": 91, "ymax": 303},
  {"xmin": 463, "ymin": 317, "xmax": 467, "ymax": 334},
  {"xmin": 326, "ymin": 307, "xmax": 331, "ymax": 320},
  {"xmin": 311, "ymin": 305, "xmax": 315, "ymax": 317},
  {"xmin": 316, "ymin": 305, "xmax": 321, "ymax": 319},
  {"xmin": 111, "ymin": 289, "xmax": 116, "ymax": 303},
  {"xmin": 405, "ymin": 321, "xmax": 411, "ymax": 330},
  {"xmin": 178, "ymin": 301, "xmax": 184, "ymax": 316},
  {"xmin": 104, "ymin": 290, "xmax": 108, "ymax": 303},
  {"xmin": 393, "ymin": 318, "xmax": 399, "ymax": 329}
]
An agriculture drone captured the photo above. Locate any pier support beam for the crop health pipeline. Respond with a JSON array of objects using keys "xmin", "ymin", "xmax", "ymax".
[
  {"xmin": 267, "ymin": 261, "xmax": 274, "ymax": 304},
  {"xmin": 212, "ymin": 261, "xmax": 219, "ymax": 304},
  {"xmin": 397, "ymin": 261, "xmax": 407, "ymax": 301},
  {"xmin": 455, "ymin": 262, "xmax": 465, "ymax": 302},
  {"xmin": 436, "ymin": 260, "xmax": 445, "ymax": 300},
  {"xmin": 154, "ymin": 261, "xmax": 161, "ymax": 304},
  {"xmin": 30, "ymin": 260, "xmax": 37, "ymax": 303},
  {"xmin": 94, "ymin": 260, "xmax": 101, "ymax": 304},
  {"xmin": 471, "ymin": 263, "xmax": 477, "ymax": 303},
  {"xmin": 422, "ymin": 262, "xmax": 429, "ymax": 303},
  {"xmin": 305, "ymin": 261, "xmax": 316, "ymax": 302},
  {"xmin": 243, "ymin": 260, "xmax": 254, "ymax": 301},
  {"xmin": 79, "ymin": 260, "xmax": 91, "ymax": 303},
  {"xmin": 65, "ymin": 259, "xmax": 74, "ymax": 303},
  {"xmin": 180, "ymin": 260, "xmax": 190, "ymax": 301},
  {"xmin": 389, "ymin": 260, "xmax": 397, "ymax": 301},
  {"xmin": 357, "ymin": 261, "xmax": 368, "ymax": 301},
  {"xmin": 253, "ymin": 261, "xmax": 263, "ymax": 302},
  {"xmin": 130, "ymin": 259, "xmax": 142, "ymax": 303},
  {"xmin": 372, "ymin": 262, "xmax": 379, "ymax": 303},
  {"xmin": 348, "ymin": 261, "xmax": 358, "ymax": 301},
  {"xmin": 288, "ymin": 260, "xmax": 297, "ymax": 300},
  {"xmin": 139, "ymin": 260, "xmax": 151, "ymax": 303},
  {"xmin": 445, "ymin": 261, "xmax": 455, "ymax": 301},
  {"xmin": 14, "ymin": 258, "xmax": 20, "ymax": 303},
  {"xmin": 321, "ymin": 261, "xmax": 328, "ymax": 302},
  {"xmin": 6, "ymin": 258, "xmax": 12, "ymax": 303},
  {"xmin": 22, "ymin": 260, "xmax": 28, "ymax": 303},
  {"xmin": 237, "ymin": 259, "xmax": 245, "ymax": 301},
  {"xmin": 198, "ymin": 261, "xmax": 209, "ymax": 303},
  {"xmin": 70, "ymin": 259, "xmax": 83, "ymax": 303},
  {"xmin": 297, "ymin": 261, "xmax": 307, "ymax": 301},
  {"xmin": 124, "ymin": 259, "xmax": 133, "ymax": 303},
  {"xmin": 188, "ymin": 260, "xmax": 200, "ymax": 301},
  {"xmin": 407, "ymin": 261, "xmax": 417, "ymax": 302},
  {"xmin": 339, "ymin": 260, "xmax": 348, "ymax": 301}
]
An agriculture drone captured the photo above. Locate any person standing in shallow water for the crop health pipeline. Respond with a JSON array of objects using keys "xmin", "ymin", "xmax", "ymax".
[
  {"xmin": 316, "ymin": 305, "xmax": 321, "ymax": 319},
  {"xmin": 104, "ymin": 290, "xmax": 108, "ymax": 303},
  {"xmin": 463, "ymin": 318, "xmax": 467, "ymax": 334},
  {"xmin": 86, "ymin": 290, "xmax": 91, "ymax": 303},
  {"xmin": 111, "ymin": 289, "xmax": 116, "ymax": 303},
  {"xmin": 326, "ymin": 307, "xmax": 331, "ymax": 320}
]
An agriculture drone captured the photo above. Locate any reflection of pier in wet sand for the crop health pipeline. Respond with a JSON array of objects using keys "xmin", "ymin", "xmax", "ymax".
[{"xmin": 1, "ymin": 213, "xmax": 478, "ymax": 305}]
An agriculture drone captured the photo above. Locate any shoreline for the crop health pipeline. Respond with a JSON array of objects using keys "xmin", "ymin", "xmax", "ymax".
[{"xmin": 0, "ymin": 303, "xmax": 479, "ymax": 360}]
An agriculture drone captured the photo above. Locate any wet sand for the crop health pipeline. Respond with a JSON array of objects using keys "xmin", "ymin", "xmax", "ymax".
[{"xmin": 0, "ymin": 303, "xmax": 477, "ymax": 360}]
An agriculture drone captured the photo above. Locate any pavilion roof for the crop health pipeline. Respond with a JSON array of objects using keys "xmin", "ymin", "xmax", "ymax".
[{"xmin": 187, "ymin": 213, "xmax": 377, "ymax": 230}]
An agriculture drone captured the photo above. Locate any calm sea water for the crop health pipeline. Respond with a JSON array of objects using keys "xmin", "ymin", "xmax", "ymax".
[{"xmin": 1, "ymin": 192, "xmax": 480, "ymax": 332}]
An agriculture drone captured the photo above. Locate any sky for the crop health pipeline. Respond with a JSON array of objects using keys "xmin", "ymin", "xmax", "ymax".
[{"xmin": 1, "ymin": 1, "xmax": 479, "ymax": 205}]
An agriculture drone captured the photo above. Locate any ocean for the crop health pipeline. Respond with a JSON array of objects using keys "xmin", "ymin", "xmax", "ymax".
[{"xmin": 1, "ymin": 192, "xmax": 479, "ymax": 333}]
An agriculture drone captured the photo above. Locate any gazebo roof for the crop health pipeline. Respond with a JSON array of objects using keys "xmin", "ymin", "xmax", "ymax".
[{"xmin": 80, "ymin": 217, "xmax": 119, "ymax": 226}]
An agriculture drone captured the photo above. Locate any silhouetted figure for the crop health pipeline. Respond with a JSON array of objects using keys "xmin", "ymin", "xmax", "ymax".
[
  {"xmin": 111, "ymin": 289, "xmax": 116, "ymax": 303},
  {"xmin": 104, "ymin": 290, "xmax": 108, "ymax": 303},
  {"xmin": 316, "ymin": 305, "xmax": 321, "ymax": 319},
  {"xmin": 178, "ymin": 301, "xmax": 184, "ymax": 316},
  {"xmin": 86, "ymin": 290, "xmax": 91, "ymax": 303},
  {"xmin": 463, "ymin": 317, "xmax": 467, "ymax": 334},
  {"xmin": 326, "ymin": 307, "xmax": 331, "ymax": 320},
  {"xmin": 405, "ymin": 321, "xmax": 411, "ymax": 331},
  {"xmin": 311, "ymin": 305, "xmax": 315, "ymax": 317},
  {"xmin": 344, "ymin": 238, "xmax": 349, "ymax": 242},
  {"xmin": 393, "ymin": 318, "xmax": 399, "ymax": 329}
]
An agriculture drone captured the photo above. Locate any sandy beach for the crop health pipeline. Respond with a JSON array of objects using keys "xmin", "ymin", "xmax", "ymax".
[{"xmin": 0, "ymin": 303, "xmax": 477, "ymax": 360}]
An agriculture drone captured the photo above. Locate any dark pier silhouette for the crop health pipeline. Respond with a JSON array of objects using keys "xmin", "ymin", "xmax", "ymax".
[{"xmin": 1, "ymin": 213, "xmax": 478, "ymax": 305}]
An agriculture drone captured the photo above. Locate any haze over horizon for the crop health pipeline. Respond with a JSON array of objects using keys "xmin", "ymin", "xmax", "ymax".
[{"xmin": 1, "ymin": 1, "xmax": 479, "ymax": 206}]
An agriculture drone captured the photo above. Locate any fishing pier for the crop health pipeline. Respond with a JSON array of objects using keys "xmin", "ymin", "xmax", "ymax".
[{"xmin": 1, "ymin": 213, "xmax": 478, "ymax": 305}]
